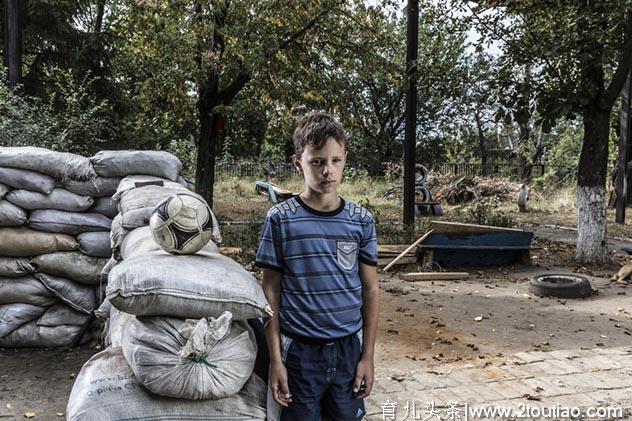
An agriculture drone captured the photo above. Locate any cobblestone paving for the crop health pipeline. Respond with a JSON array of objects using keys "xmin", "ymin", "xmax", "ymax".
[{"xmin": 366, "ymin": 346, "xmax": 632, "ymax": 420}]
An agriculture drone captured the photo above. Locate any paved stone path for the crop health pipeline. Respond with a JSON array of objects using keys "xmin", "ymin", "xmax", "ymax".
[{"xmin": 366, "ymin": 346, "xmax": 632, "ymax": 420}]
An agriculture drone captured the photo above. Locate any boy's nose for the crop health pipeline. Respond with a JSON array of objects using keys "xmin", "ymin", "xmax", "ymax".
[{"xmin": 322, "ymin": 166, "xmax": 331, "ymax": 176}]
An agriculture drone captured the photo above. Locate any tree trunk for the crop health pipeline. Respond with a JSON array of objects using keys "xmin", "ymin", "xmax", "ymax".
[
  {"xmin": 516, "ymin": 123, "xmax": 532, "ymax": 181},
  {"xmin": 195, "ymin": 105, "xmax": 225, "ymax": 209},
  {"xmin": 576, "ymin": 105, "xmax": 610, "ymax": 264},
  {"xmin": 3, "ymin": 0, "xmax": 22, "ymax": 87},
  {"xmin": 474, "ymin": 109, "xmax": 488, "ymax": 175}
]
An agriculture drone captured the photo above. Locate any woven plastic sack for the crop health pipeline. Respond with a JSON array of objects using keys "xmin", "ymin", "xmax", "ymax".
[
  {"xmin": 0, "ymin": 276, "xmax": 56, "ymax": 307},
  {"xmin": 36, "ymin": 303, "xmax": 89, "ymax": 327},
  {"xmin": 29, "ymin": 209, "xmax": 112, "ymax": 235},
  {"xmin": 118, "ymin": 185, "xmax": 194, "ymax": 229},
  {"xmin": 0, "ymin": 183, "xmax": 9, "ymax": 198},
  {"xmin": 109, "ymin": 214, "xmax": 129, "ymax": 260},
  {"xmin": 112, "ymin": 175, "xmax": 187, "ymax": 200},
  {"xmin": 35, "ymin": 273, "xmax": 97, "ymax": 314},
  {"xmin": 119, "ymin": 226, "xmax": 219, "ymax": 261},
  {"xmin": 122, "ymin": 311, "xmax": 256, "ymax": 400},
  {"xmin": 6, "ymin": 188, "xmax": 93, "ymax": 212},
  {"xmin": 77, "ymin": 231, "xmax": 112, "ymax": 258},
  {"xmin": 90, "ymin": 196, "xmax": 118, "ymax": 218},
  {"xmin": 0, "ymin": 200, "xmax": 26, "ymax": 226},
  {"xmin": 107, "ymin": 250, "xmax": 272, "ymax": 320},
  {"xmin": 0, "ymin": 321, "xmax": 81, "ymax": 347},
  {"xmin": 0, "ymin": 258, "xmax": 34, "ymax": 277},
  {"xmin": 0, "ymin": 303, "xmax": 46, "ymax": 337},
  {"xmin": 0, "ymin": 146, "xmax": 96, "ymax": 181},
  {"xmin": 31, "ymin": 252, "xmax": 108, "ymax": 285},
  {"xmin": 91, "ymin": 150, "xmax": 182, "ymax": 181},
  {"xmin": 66, "ymin": 347, "xmax": 266, "ymax": 421},
  {"xmin": 107, "ymin": 306, "xmax": 134, "ymax": 348},
  {"xmin": 64, "ymin": 176, "xmax": 121, "ymax": 197},
  {"xmin": 0, "ymin": 228, "xmax": 78, "ymax": 256},
  {"xmin": 0, "ymin": 167, "xmax": 55, "ymax": 194}
]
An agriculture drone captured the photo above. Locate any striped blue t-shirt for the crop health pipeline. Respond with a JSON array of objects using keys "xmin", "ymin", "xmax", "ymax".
[{"xmin": 255, "ymin": 196, "xmax": 378, "ymax": 341}]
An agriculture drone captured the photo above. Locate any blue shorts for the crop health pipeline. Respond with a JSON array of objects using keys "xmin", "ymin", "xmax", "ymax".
[{"xmin": 267, "ymin": 330, "xmax": 366, "ymax": 421}]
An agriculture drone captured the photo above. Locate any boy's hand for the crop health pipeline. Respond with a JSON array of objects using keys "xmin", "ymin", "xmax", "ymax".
[
  {"xmin": 269, "ymin": 360, "xmax": 293, "ymax": 407},
  {"xmin": 353, "ymin": 356, "xmax": 374, "ymax": 398}
]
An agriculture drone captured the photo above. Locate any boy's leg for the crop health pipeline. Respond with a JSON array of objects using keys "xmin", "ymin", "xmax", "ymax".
[
  {"xmin": 268, "ymin": 333, "xmax": 328, "ymax": 421},
  {"xmin": 321, "ymin": 330, "xmax": 366, "ymax": 420}
]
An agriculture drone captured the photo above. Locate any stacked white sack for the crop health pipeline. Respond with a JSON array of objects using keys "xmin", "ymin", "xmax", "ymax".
[
  {"xmin": 65, "ymin": 347, "xmax": 266, "ymax": 421},
  {"xmin": 0, "ymin": 147, "xmax": 110, "ymax": 347},
  {"xmin": 93, "ymin": 177, "xmax": 270, "ymax": 410}
]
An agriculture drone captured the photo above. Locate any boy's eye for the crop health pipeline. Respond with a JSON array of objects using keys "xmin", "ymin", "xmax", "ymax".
[{"xmin": 311, "ymin": 160, "xmax": 322, "ymax": 166}]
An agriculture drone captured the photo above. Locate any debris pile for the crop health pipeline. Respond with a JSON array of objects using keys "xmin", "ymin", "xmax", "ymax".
[{"xmin": 427, "ymin": 174, "xmax": 525, "ymax": 205}]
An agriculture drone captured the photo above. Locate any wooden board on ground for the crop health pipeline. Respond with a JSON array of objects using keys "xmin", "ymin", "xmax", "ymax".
[
  {"xmin": 378, "ymin": 245, "xmax": 414, "ymax": 253},
  {"xmin": 401, "ymin": 272, "xmax": 469, "ymax": 281},
  {"xmin": 378, "ymin": 256, "xmax": 417, "ymax": 267},
  {"xmin": 219, "ymin": 247, "xmax": 242, "ymax": 255}
]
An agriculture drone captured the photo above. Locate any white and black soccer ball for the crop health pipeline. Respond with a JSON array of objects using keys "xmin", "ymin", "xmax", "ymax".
[{"xmin": 149, "ymin": 193, "xmax": 215, "ymax": 255}]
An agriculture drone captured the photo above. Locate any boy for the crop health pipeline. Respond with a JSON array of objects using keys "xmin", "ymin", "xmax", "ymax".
[{"xmin": 255, "ymin": 112, "xmax": 379, "ymax": 420}]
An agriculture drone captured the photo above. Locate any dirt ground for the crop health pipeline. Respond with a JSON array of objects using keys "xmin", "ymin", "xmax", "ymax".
[{"xmin": 2, "ymin": 239, "xmax": 632, "ymax": 419}]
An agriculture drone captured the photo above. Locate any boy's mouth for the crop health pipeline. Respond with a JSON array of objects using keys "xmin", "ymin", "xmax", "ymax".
[{"xmin": 321, "ymin": 180, "xmax": 335, "ymax": 185}]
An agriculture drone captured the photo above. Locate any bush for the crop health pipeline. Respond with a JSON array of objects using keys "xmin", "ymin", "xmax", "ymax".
[{"xmin": 0, "ymin": 67, "xmax": 115, "ymax": 155}]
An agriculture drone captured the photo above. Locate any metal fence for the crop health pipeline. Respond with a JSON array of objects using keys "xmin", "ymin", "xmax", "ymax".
[
  {"xmin": 214, "ymin": 162, "xmax": 299, "ymax": 181},
  {"xmin": 214, "ymin": 161, "xmax": 575, "ymax": 181},
  {"xmin": 432, "ymin": 163, "xmax": 573, "ymax": 178}
]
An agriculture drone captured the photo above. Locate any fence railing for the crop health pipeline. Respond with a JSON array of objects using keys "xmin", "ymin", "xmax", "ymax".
[
  {"xmin": 432, "ymin": 163, "xmax": 574, "ymax": 179},
  {"xmin": 214, "ymin": 162, "xmax": 299, "ymax": 181},
  {"xmin": 213, "ymin": 161, "xmax": 575, "ymax": 181}
]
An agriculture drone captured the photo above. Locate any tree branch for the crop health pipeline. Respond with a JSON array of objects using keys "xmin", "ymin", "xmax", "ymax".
[
  {"xmin": 220, "ymin": 69, "xmax": 250, "ymax": 104},
  {"xmin": 264, "ymin": 2, "xmax": 339, "ymax": 60},
  {"xmin": 601, "ymin": 12, "xmax": 632, "ymax": 110}
]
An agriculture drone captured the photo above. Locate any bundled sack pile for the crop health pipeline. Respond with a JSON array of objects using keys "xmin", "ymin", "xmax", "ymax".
[
  {"xmin": 0, "ymin": 147, "xmax": 113, "ymax": 347},
  {"xmin": 67, "ymin": 178, "xmax": 271, "ymax": 420},
  {"xmin": 427, "ymin": 174, "xmax": 532, "ymax": 205},
  {"xmin": 0, "ymin": 147, "xmax": 186, "ymax": 348}
]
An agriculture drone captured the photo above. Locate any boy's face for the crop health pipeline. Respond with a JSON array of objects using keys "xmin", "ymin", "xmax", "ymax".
[{"xmin": 294, "ymin": 137, "xmax": 347, "ymax": 195}]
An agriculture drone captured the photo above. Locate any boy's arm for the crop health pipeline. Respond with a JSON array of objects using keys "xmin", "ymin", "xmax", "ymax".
[
  {"xmin": 262, "ymin": 268, "xmax": 292, "ymax": 407},
  {"xmin": 354, "ymin": 261, "xmax": 379, "ymax": 398}
]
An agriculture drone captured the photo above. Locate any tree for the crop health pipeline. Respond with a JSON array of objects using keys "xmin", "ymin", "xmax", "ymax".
[{"xmin": 469, "ymin": 1, "xmax": 632, "ymax": 263}]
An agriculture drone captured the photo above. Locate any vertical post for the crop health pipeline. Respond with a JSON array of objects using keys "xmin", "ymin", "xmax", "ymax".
[
  {"xmin": 615, "ymin": 69, "xmax": 631, "ymax": 223},
  {"xmin": 3, "ymin": 0, "xmax": 22, "ymax": 87},
  {"xmin": 403, "ymin": 0, "xmax": 418, "ymax": 227}
]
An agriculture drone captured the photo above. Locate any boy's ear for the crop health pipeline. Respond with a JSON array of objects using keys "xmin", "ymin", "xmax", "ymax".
[{"xmin": 292, "ymin": 154, "xmax": 302, "ymax": 172}]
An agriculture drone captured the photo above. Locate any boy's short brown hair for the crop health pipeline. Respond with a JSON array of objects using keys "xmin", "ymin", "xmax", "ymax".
[{"xmin": 292, "ymin": 111, "xmax": 347, "ymax": 157}]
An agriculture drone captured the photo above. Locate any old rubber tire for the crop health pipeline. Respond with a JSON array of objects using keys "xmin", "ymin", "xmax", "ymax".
[{"xmin": 528, "ymin": 274, "xmax": 592, "ymax": 299}]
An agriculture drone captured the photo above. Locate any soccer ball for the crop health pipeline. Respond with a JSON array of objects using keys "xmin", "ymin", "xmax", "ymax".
[{"xmin": 149, "ymin": 193, "xmax": 215, "ymax": 255}]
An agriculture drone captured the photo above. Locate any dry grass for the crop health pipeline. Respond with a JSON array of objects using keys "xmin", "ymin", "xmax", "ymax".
[{"xmin": 213, "ymin": 177, "xmax": 632, "ymax": 248}]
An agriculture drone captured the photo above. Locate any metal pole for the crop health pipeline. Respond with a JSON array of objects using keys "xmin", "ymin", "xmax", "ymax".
[
  {"xmin": 615, "ymin": 69, "xmax": 631, "ymax": 223},
  {"xmin": 3, "ymin": 0, "xmax": 22, "ymax": 87},
  {"xmin": 403, "ymin": 0, "xmax": 418, "ymax": 226}
]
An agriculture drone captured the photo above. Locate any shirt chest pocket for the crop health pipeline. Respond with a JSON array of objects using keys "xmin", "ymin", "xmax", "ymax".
[{"xmin": 336, "ymin": 241, "xmax": 358, "ymax": 271}]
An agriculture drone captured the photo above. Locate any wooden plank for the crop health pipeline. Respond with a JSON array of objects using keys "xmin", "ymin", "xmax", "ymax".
[
  {"xmin": 430, "ymin": 220, "xmax": 525, "ymax": 235},
  {"xmin": 383, "ymin": 229, "xmax": 434, "ymax": 272},
  {"xmin": 377, "ymin": 256, "xmax": 417, "ymax": 267},
  {"xmin": 378, "ymin": 251, "xmax": 415, "ymax": 257},
  {"xmin": 401, "ymin": 272, "xmax": 469, "ymax": 281},
  {"xmin": 418, "ymin": 245, "xmax": 536, "ymax": 250},
  {"xmin": 378, "ymin": 245, "xmax": 414, "ymax": 253},
  {"xmin": 219, "ymin": 247, "xmax": 242, "ymax": 255}
]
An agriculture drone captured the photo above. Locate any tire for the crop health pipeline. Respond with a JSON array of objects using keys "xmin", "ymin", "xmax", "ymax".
[
  {"xmin": 415, "ymin": 165, "xmax": 428, "ymax": 184},
  {"xmin": 528, "ymin": 274, "xmax": 592, "ymax": 299},
  {"xmin": 415, "ymin": 186, "xmax": 431, "ymax": 203}
]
